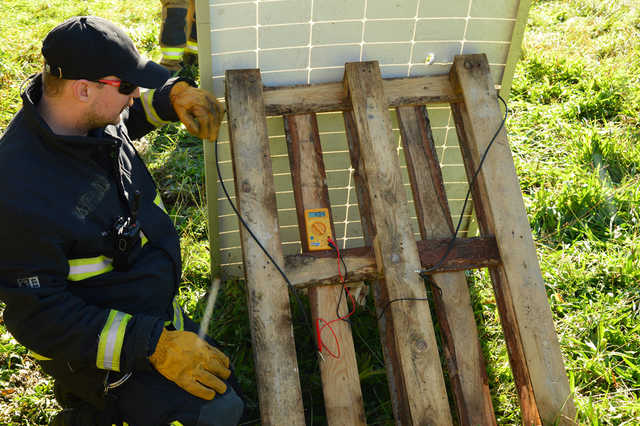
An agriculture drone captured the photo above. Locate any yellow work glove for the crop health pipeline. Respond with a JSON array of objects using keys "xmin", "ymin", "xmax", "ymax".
[
  {"xmin": 169, "ymin": 81, "xmax": 225, "ymax": 141},
  {"xmin": 148, "ymin": 329, "xmax": 231, "ymax": 400}
]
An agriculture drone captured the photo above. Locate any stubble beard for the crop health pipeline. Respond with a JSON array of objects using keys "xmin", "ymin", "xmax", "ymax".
[{"xmin": 83, "ymin": 105, "xmax": 125, "ymax": 132}]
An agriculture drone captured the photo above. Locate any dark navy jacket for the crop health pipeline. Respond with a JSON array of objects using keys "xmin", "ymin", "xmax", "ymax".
[{"xmin": 0, "ymin": 74, "xmax": 187, "ymax": 375}]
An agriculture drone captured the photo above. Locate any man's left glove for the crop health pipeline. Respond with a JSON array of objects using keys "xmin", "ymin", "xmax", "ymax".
[{"xmin": 170, "ymin": 81, "xmax": 225, "ymax": 141}]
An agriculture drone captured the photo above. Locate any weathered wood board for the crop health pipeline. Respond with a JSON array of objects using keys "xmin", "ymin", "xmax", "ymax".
[
  {"xmin": 223, "ymin": 55, "xmax": 575, "ymax": 426},
  {"xmin": 285, "ymin": 113, "xmax": 366, "ymax": 425},
  {"xmin": 344, "ymin": 61, "xmax": 453, "ymax": 425},
  {"xmin": 225, "ymin": 69, "xmax": 305, "ymax": 425},
  {"xmin": 397, "ymin": 104, "xmax": 496, "ymax": 425},
  {"xmin": 449, "ymin": 54, "xmax": 576, "ymax": 424}
]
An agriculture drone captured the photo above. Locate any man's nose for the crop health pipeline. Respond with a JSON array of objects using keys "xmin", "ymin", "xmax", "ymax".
[{"xmin": 129, "ymin": 87, "xmax": 141, "ymax": 106}]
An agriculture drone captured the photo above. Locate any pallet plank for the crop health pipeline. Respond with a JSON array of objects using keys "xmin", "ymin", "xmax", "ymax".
[
  {"xmin": 223, "ymin": 57, "xmax": 574, "ymax": 426},
  {"xmin": 263, "ymin": 75, "xmax": 460, "ymax": 116},
  {"xmin": 449, "ymin": 96, "xmax": 542, "ymax": 424},
  {"xmin": 452, "ymin": 101, "xmax": 543, "ymax": 425},
  {"xmin": 285, "ymin": 113, "xmax": 366, "ymax": 425},
  {"xmin": 343, "ymin": 108, "xmax": 403, "ymax": 421},
  {"xmin": 225, "ymin": 69, "xmax": 305, "ymax": 426},
  {"xmin": 397, "ymin": 105, "xmax": 496, "ymax": 425},
  {"xmin": 284, "ymin": 236, "xmax": 500, "ymax": 288},
  {"xmin": 344, "ymin": 61, "xmax": 453, "ymax": 425},
  {"xmin": 449, "ymin": 54, "xmax": 576, "ymax": 425}
]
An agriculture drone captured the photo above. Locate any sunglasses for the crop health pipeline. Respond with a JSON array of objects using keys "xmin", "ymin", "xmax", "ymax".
[{"xmin": 97, "ymin": 79, "xmax": 138, "ymax": 95}]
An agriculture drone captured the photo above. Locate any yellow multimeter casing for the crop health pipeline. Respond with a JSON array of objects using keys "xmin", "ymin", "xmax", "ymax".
[{"xmin": 304, "ymin": 208, "xmax": 332, "ymax": 251}]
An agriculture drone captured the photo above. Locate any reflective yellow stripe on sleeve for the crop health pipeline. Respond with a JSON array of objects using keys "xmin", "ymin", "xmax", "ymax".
[
  {"xmin": 140, "ymin": 230, "xmax": 149, "ymax": 247},
  {"xmin": 68, "ymin": 256, "xmax": 113, "ymax": 281},
  {"xmin": 140, "ymin": 89, "xmax": 171, "ymax": 128},
  {"xmin": 153, "ymin": 192, "xmax": 167, "ymax": 213},
  {"xmin": 29, "ymin": 350, "xmax": 52, "ymax": 361},
  {"xmin": 69, "ymin": 238, "xmax": 145, "ymax": 282},
  {"xmin": 164, "ymin": 297, "xmax": 184, "ymax": 330},
  {"xmin": 172, "ymin": 297, "xmax": 184, "ymax": 331},
  {"xmin": 162, "ymin": 47, "xmax": 184, "ymax": 61},
  {"xmin": 97, "ymin": 310, "xmax": 132, "ymax": 372}
]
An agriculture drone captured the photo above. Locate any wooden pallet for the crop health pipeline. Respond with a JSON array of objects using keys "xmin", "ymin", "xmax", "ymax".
[{"xmin": 224, "ymin": 54, "xmax": 576, "ymax": 425}]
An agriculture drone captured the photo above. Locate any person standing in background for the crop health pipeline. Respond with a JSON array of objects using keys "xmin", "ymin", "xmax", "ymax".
[{"xmin": 159, "ymin": 0, "xmax": 198, "ymax": 71}]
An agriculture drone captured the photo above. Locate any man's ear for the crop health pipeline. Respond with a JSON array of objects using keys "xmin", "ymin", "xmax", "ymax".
[{"xmin": 71, "ymin": 80, "xmax": 92, "ymax": 103}]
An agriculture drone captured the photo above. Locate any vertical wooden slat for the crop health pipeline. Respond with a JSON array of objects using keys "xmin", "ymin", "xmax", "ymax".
[
  {"xmin": 398, "ymin": 106, "xmax": 454, "ymax": 237},
  {"xmin": 343, "ymin": 110, "xmax": 403, "ymax": 420},
  {"xmin": 452, "ymin": 101, "xmax": 542, "ymax": 425},
  {"xmin": 344, "ymin": 61, "xmax": 453, "ymax": 425},
  {"xmin": 284, "ymin": 113, "xmax": 366, "ymax": 426},
  {"xmin": 397, "ymin": 105, "xmax": 496, "ymax": 425},
  {"xmin": 225, "ymin": 69, "xmax": 305, "ymax": 426},
  {"xmin": 449, "ymin": 54, "xmax": 576, "ymax": 425}
]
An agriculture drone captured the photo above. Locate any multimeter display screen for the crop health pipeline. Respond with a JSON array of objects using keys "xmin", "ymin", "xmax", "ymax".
[{"xmin": 308, "ymin": 211, "xmax": 326, "ymax": 218}]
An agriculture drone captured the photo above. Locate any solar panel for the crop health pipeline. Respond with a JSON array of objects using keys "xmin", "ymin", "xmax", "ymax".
[{"xmin": 195, "ymin": 0, "xmax": 530, "ymax": 276}]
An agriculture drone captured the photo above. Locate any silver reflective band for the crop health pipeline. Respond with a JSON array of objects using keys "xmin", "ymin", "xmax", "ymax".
[
  {"xmin": 140, "ymin": 89, "xmax": 171, "ymax": 128},
  {"xmin": 97, "ymin": 310, "xmax": 132, "ymax": 372},
  {"xmin": 153, "ymin": 192, "xmax": 167, "ymax": 213},
  {"xmin": 186, "ymin": 41, "xmax": 198, "ymax": 54},
  {"xmin": 162, "ymin": 47, "xmax": 184, "ymax": 60},
  {"xmin": 68, "ymin": 256, "xmax": 113, "ymax": 281},
  {"xmin": 140, "ymin": 230, "xmax": 149, "ymax": 247},
  {"xmin": 172, "ymin": 298, "xmax": 184, "ymax": 331}
]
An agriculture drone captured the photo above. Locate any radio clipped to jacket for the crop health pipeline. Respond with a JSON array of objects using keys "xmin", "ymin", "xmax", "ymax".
[{"xmin": 112, "ymin": 190, "xmax": 143, "ymax": 271}]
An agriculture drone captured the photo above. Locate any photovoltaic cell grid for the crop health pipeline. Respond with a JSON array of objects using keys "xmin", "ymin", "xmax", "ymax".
[{"xmin": 203, "ymin": 0, "xmax": 525, "ymax": 276}]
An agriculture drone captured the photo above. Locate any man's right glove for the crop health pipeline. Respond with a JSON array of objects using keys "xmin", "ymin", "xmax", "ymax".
[{"xmin": 148, "ymin": 329, "xmax": 231, "ymax": 400}]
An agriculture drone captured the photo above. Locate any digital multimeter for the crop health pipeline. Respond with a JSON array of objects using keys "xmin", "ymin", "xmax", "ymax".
[{"xmin": 304, "ymin": 208, "xmax": 332, "ymax": 251}]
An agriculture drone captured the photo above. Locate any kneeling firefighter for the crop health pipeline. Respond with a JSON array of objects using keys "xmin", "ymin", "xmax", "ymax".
[{"xmin": 0, "ymin": 15, "xmax": 244, "ymax": 426}]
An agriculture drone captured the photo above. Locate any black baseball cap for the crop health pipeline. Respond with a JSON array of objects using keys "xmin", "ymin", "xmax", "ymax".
[{"xmin": 42, "ymin": 16, "xmax": 170, "ymax": 89}]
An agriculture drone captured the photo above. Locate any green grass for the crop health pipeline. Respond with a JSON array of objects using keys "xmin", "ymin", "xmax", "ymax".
[
  {"xmin": 508, "ymin": 0, "xmax": 640, "ymax": 423},
  {"xmin": 1, "ymin": 0, "xmax": 640, "ymax": 424}
]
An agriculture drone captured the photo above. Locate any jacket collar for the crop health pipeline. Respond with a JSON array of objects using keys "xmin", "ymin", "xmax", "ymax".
[{"xmin": 21, "ymin": 74, "xmax": 121, "ymax": 151}]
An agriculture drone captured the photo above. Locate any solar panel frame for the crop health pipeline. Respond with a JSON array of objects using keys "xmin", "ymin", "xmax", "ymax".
[{"xmin": 195, "ymin": 0, "xmax": 531, "ymax": 276}]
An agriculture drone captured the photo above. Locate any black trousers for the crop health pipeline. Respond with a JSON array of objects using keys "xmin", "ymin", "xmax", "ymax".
[
  {"xmin": 46, "ymin": 317, "xmax": 245, "ymax": 426},
  {"xmin": 159, "ymin": 0, "xmax": 197, "ymax": 67}
]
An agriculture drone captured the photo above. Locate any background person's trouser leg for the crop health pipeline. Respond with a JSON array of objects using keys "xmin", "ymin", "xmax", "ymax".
[
  {"xmin": 184, "ymin": 0, "xmax": 198, "ymax": 64},
  {"xmin": 159, "ymin": 0, "xmax": 190, "ymax": 70}
]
